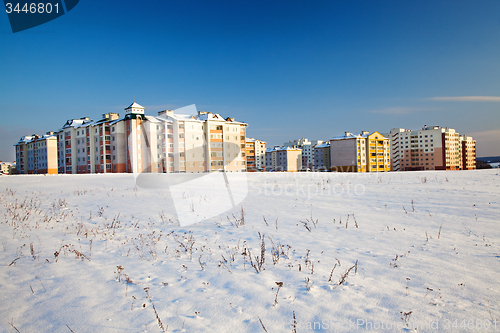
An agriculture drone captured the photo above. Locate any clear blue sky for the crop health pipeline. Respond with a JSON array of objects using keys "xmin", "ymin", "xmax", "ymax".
[{"xmin": 1, "ymin": 0, "xmax": 499, "ymax": 161}]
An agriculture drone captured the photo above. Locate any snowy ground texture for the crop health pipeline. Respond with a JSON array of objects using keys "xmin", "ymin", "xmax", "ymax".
[{"xmin": 1, "ymin": 170, "xmax": 499, "ymax": 333}]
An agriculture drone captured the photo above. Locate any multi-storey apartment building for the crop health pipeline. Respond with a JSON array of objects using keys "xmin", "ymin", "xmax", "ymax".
[
  {"xmin": 330, "ymin": 131, "xmax": 390, "ymax": 172},
  {"xmin": 16, "ymin": 102, "xmax": 247, "ymax": 175},
  {"xmin": 157, "ymin": 107, "xmax": 247, "ymax": 173},
  {"xmin": 283, "ymin": 138, "xmax": 323, "ymax": 170},
  {"xmin": 313, "ymin": 142, "xmax": 330, "ymax": 171},
  {"xmin": 245, "ymin": 138, "xmax": 266, "ymax": 172},
  {"xmin": 14, "ymin": 135, "xmax": 33, "ymax": 174},
  {"xmin": 1, "ymin": 162, "xmax": 16, "ymax": 175},
  {"xmin": 55, "ymin": 117, "xmax": 93, "ymax": 174},
  {"xmin": 389, "ymin": 126, "xmax": 475, "ymax": 171},
  {"xmin": 265, "ymin": 146, "xmax": 302, "ymax": 172},
  {"xmin": 15, "ymin": 133, "xmax": 58, "ymax": 174},
  {"xmin": 461, "ymin": 135, "xmax": 476, "ymax": 170}
]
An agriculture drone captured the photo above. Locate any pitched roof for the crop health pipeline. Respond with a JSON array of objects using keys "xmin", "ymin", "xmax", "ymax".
[{"xmin": 126, "ymin": 102, "xmax": 145, "ymax": 109}]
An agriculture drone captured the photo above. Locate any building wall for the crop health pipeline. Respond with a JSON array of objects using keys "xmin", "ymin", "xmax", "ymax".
[
  {"xmin": 246, "ymin": 139, "xmax": 266, "ymax": 172},
  {"xmin": 366, "ymin": 132, "xmax": 390, "ymax": 172},
  {"xmin": 390, "ymin": 126, "xmax": 475, "ymax": 171},
  {"xmin": 461, "ymin": 135, "xmax": 476, "ymax": 170},
  {"xmin": 284, "ymin": 149, "xmax": 302, "ymax": 172},
  {"xmin": 330, "ymin": 138, "xmax": 358, "ymax": 171},
  {"xmin": 313, "ymin": 145, "xmax": 330, "ymax": 171}
]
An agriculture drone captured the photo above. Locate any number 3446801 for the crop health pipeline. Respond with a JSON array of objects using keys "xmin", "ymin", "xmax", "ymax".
[{"xmin": 5, "ymin": 3, "xmax": 59, "ymax": 14}]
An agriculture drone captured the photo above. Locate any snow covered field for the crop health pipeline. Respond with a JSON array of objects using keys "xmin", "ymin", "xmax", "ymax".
[{"xmin": 0, "ymin": 170, "xmax": 499, "ymax": 332}]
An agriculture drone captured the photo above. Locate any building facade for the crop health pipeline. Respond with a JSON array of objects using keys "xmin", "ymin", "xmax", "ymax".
[
  {"xmin": 265, "ymin": 146, "xmax": 302, "ymax": 172},
  {"xmin": 283, "ymin": 138, "xmax": 323, "ymax": 170},
  {"xmin": 330, "ymin": 131, "xmax": 390, "ymax": 172},
  {"xmin": 313, "ymin": 142, "xmax": 330, "ymax": 171},
  {"xmin": 461, "ymin": 135, "xmax": 476, "ymax": 170},
  {"xmin": 0, "ymin": 162, "xmax": 15, "ymax": 175},
  {"xmin": 245, "ymin": 138, "xmax": 266, "ymax": 172},
  {"xmin": 15, "ymin": 133, "xmax": 58, "ymax": 175},
  {"xmin": 389, "ymin": 126, "xmax": 475, "ymax": 171}
]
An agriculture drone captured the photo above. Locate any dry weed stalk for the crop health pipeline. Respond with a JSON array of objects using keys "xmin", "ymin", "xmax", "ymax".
[
  {"xmin": 305, "ymin": 277, "xmax": 313, "ymax": 291},
  {"xmin": 144, "ymin": 287, "xmax": 167, "ymax": 332},
  {"xmin": 274, "ymin": 281, "xmax": 283, "ymax": 305},
  {"xmin": 258, "ymin": 317, "xmax": 269, "ymax": 332},
  {"xmin": 338, "ymin": 260, "xmax": 358, "ymax": 286}
]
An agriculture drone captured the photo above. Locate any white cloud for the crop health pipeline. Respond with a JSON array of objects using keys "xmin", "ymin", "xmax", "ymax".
[{"xmin": 429, "ymin": 96, "xmax": 500, "ymax": 102}]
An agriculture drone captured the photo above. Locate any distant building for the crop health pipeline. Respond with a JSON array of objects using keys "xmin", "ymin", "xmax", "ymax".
[
  {"xmin": 389, "ymin": 126, "xmax": 476, "ymax": 171},
  {"xmin": 461, "ymin": 135, "xmax": 476, "ymax": 170},
  {"xmin": 0, "ymin": 161, "xmax": 15, "ymax": 175},
  {"xmin": 14, "ymin": 133, "xmax": 58, "ymax": 175},
  {"xmin": 283, "ymin": 138, "xmax": 323, "ymax": 170},
  {"xmin": 313, "ymin": 142, "xmax": 330, "ymax": 171},
  {"xmin": 330, "ymin": 131, "xmax": 390, "ymax": 172},
  {"xmin": 246, "ymin": 138, "xmax": 266, "ymax": 172},
  {"xmin": 265, "ymin": 146, "xmax": 302, "ymax": 172}
]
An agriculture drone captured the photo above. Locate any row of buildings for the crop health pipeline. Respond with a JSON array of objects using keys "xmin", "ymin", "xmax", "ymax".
[
  {"xmin": 16, "ymin": 103, "xmax": 248, "ymax": 175},
  {"xmin": 248, "ymin": 127, "xmax": 476, "ymax": 172},
  {"xmin": 14, "ymin": 102, "xmax": 476, "ymax": 174}
]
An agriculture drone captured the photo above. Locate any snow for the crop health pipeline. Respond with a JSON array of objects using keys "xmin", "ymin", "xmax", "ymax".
[
  {"xmin": 127, "ymin": 102, "xmax": 145, "ymax": 109},
  {"xmin": 330, "ymin": 132, "xmax": 363, "ymax": 141},
  {"xmin": 0, "ymin": 170, "xmax": 499, "ymax": 332}
]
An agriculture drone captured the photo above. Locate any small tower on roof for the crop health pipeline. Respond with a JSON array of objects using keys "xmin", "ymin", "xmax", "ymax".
[{"xmin": 125, "ymin": 102, "xmax": 145, "ymax": 115}]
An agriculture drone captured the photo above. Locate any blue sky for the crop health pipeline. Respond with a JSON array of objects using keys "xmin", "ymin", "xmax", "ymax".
[{"xmin": 1, "ymin": 0, "xmax": 499, "ymax": 161}]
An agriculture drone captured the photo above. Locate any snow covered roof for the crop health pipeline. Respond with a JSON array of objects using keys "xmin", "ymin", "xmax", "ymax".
[
  {"xmin": 17, "ymin": 135, "xmax": 35, "ymax": 144},
  {"xmin": 58, "ymin": 118, "xmax": 93, "ymax": 131},
  {"xmin": 145, "ymin": 116, "xmax": 162, "ymax": 123},
  {"xmin": 266, "ymin": 146, "xmax": 302, "ymax": 153},
  {"xmin": 15, "ymin": 133, "xmax": 56, "ymax": 145},
  {"xmin": 314, "ymin": 142, "xmax": 330, "ymax": 149},
  {"xmin": 126, "ymin": 102, "xmax": 144, "ymax": 109},
  {"xmin": 330, "ymin": 132, "xmax": 363, "ymax": 141},
  {"xmin": 197, "ymin": 112, "xmax": 225, "ymax": 121}
]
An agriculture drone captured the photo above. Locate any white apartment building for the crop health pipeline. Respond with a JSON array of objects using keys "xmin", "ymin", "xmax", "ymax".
[
  {"xmin": 283, "ymin": 138, "xmax": 323, "ymax": 170},
  {"xmin": 460, "ymin": 135, "xmax": 476, "ymax": 170},
  {"xmin": 265, "ymin": 146, "xmax": 302, "ymax": 172},
  {"xmin": 246, "ymin": 138, "xmax": 266, "ymax": 172},
  {"xmin": 15, "ymin": 133, "xmax": 58, "ymax": 174},
  {"xmin": 389, "ymin": 126, "xmax": 474, "ymax": 171}
]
